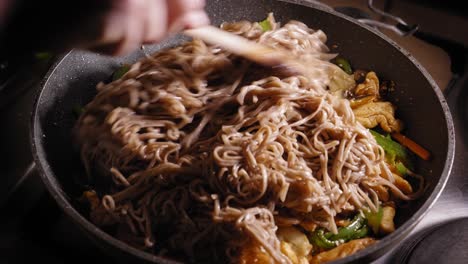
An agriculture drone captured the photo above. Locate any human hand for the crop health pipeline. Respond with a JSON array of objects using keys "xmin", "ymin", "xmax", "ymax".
[
  {"xmin": 0, "ymin": 0, "xmax": 210, "ymax": 57},
  {"xmin": 92, "ymin": 0, "xmax": 210, "ymax": 55}
]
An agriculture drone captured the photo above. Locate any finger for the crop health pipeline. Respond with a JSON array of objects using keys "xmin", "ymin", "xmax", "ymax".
[
  {"xmin": 113, "ymin": 0, "xmax": 148, "ymax": 55},
  {"xmin": 182, "ymin": 10, "xmax": 210, "ymax": 28},
  {"xmin": 143, "ymin": 0, "xmax": 168, "ymax": 43},
  {"xmin": 167, "ymin": 0, "xmax": 208, "ymax": 29},
  {"xmin": 97, "ymin": 0, "xmax": 138, "ymax": 44},
  {"xmin": 168, "ymin": 10, "xmax": 210, "ymax": 34}
]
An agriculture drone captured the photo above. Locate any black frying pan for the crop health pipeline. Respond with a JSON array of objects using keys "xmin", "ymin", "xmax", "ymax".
[{"xmin": 30, "ymin": 0, "xmax": 455, "ymax": 263}]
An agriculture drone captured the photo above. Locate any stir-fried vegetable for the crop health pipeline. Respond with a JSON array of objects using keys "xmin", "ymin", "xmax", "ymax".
[
  {"xmin": 363, "ymin": 206, "xmax": 383, "ymax": 234},
  {"xmin": 328, "ymin": 65, "xmax": 356, "ymax": 98},
  {"xmin": 395, "ymin": 161, "xmax": 409, "ymax": 176},
  {"xmin": 328, "ymin": 214, "xmax": 367, "ymax": 241},
  {"xmin": 259, "ymin": 18, "xmax": 272, "ymax": 32},
  {"xmin": 370, "ymin": 130, "xmax": 407, "ymax": 162},
  {"xmin": 391, "ymin": 132, "xmax": 431, "ymax": 161},
  {"xmin": 309, "ymin": 214, "xmax": 369, "ymax": 250},
  {"xmin": 311, "ymin": 238, "xmax": 376, "ymax": 263},
  {"xmin": 310, "ymin": 229, "xmax": 342, "ymax": 250},
  {"xmin": 112, "ymin": 64, "xmax": 131, "ymax": 81},
  {"xmin": 334, "ymin": 57, "xmax": 353, "ymax": 75},
  {"xmin": 370, "ymin": 129, "xmax": 415, "ymax": 173}
]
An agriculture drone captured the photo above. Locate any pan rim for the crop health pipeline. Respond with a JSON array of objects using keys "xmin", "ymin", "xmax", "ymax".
[
  {"xmin": 30, "ymin": 0, "xmax": 455, "ymax": 263},
  {"xmin": 30, "ymin": 53, "xmax": 182, "ymax": 264}
]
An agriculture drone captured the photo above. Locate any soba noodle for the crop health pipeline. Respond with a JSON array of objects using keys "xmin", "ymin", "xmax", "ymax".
[{"xmin": 75, "ymin": 15, "xmax": 419, "ymax": 263}]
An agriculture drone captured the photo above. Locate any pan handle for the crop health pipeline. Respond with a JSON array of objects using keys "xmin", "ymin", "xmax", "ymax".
[
  {"xmin": 364, "ymin": 0, "xmax": 419, "ymax": 36},
  {"xmin": 336, "ymin": 0, "xmax": 419, "ymax": 36},
  {"xmin": 356, "ymin": 18, "xmax": 418, "ymax": 37}
]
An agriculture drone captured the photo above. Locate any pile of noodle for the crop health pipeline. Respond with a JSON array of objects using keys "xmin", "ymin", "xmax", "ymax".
[{"xmin": 75, "ymin": 15, "xmax": 416, "ymax": 263}]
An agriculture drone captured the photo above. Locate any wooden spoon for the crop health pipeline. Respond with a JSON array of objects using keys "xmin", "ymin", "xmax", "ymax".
[{"xmin": 184, "ymin": 26, "xmax": 306, "ymax": 76}]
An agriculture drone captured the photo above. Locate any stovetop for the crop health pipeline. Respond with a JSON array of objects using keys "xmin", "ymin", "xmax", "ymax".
[{"xmin": 1, "ymin": 1, "xmax": 467, "ymax": 263}]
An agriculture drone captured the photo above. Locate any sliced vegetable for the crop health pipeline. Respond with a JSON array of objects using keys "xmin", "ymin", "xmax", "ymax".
[
  {"xmin": 258, "ymin": 18, "xmax": 272, "ymax": 32},
  {"xmin": 370, "ymin": 130, "xmax": 413, "ymax": 172},
  {"xmin": 310, "ymin": 229, "xmax": 342, "ymax": 250},
  {"xmin": 395, "ymin": 161, "xmax": 409, "ymax": 176},
  {"xmin": 370, "ymin": 130, "xmax": 407, "ymax": 162},
  {"xmin": 353, "ymin": 226, "xmax": 370, "ymax": 239},
  {"xmin": 363, "ymin": 206, "xmax": 383, "ymax": 234},
  {"xmin": 391, "ymin": 132, "xmax": 431, "ymax": 161},
  {"xmin": 327, "ymin": 214, "xmax": 366, "ymax": 241},
  {"xmin": 393, "ymin": 173, "xmax": 413, "ymax": 194},
  {"xmin": 309, "ymin": 214, "xmax": 369, "ymax": 250},
  {"xmin": 334, "ymin": 57, "xmax": 353, "ymax": 75},
  {"xmin": 328, "ymin": 65, "xmax": 356, "ymax": 98},
  {"xmin": 112, "ymin": 64, "xmax": 131, "ymax": 81}
]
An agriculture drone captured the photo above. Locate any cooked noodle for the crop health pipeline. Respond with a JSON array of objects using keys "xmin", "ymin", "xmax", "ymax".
[{"xmin": 75, "ymin": 14, "xmax": 419, "ymax": 263}]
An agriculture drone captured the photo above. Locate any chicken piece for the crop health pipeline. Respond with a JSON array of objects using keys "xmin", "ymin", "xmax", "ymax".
[
  {"xmin": 380, "ymin": 206, "xmax": 396, "ymax": 234},
  {"xmin": 238, "ymin": 240, "xmax": 272, "ymax": 264},
  {"xmin": 349, "ymin": 71, "xmax": 380, "ymax": 108},
  {"xmin": 281, "ymin": 241, "xmax": 309, "ymax": 264},
  {"xmin": 311, "ymin": 238, "xmax": 376, "ymax": 264},
  {"xmin": 349, "ymin": 95, "xmax": 375, "ymax": 109},
  {"xmin": 393, "ymin": 173, "xmax": 413, "ymax": 194},
  {"xmin": 353, "ymin": 101, "xmax": 402, "ymax": 132},
  {"xmin": 354, "ymin": 72, "xmax": 380, "ymax": 98},
  {"xmin": 277, "ymin": 227, "xmax": 313, "ymax": 264},
  {"xmin": 370, "ymin": 184, "xmax": 389, "ymax": 202}
]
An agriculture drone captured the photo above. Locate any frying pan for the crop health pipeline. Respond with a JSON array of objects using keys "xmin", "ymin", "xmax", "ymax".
[{"xmin": 30, "ymin": 0, "xmax": 455, "ymax": 263}]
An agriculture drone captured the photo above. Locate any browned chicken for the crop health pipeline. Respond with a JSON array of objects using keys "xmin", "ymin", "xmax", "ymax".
[
  {"xmin": 239, "ymin": 226, "xmax": 313, "ymax": 264},
  {"xmin": 349, "ymin": 71, "xmax": 402, "ymax": 133},
  {"xmin": 393, "ymin": 173, "xmax": 413, "ymax": 194},
  {"xmin": 353, "ymin": 101, "xmax": 402, "ymax": 132},
  {"xmin": 278, "ymin": 227, "xmax": 313, "ymax": 264},
  {"xmin": 238, "ymin": 240, "xmax": 273, "ymax": 264},
  {"xmin": 311, "ymin": 238, "xmax": 376, "ymax": 264},
  {"xmin": 380, "ymin": 206, "xmax": 396, "ymax": 234}
]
